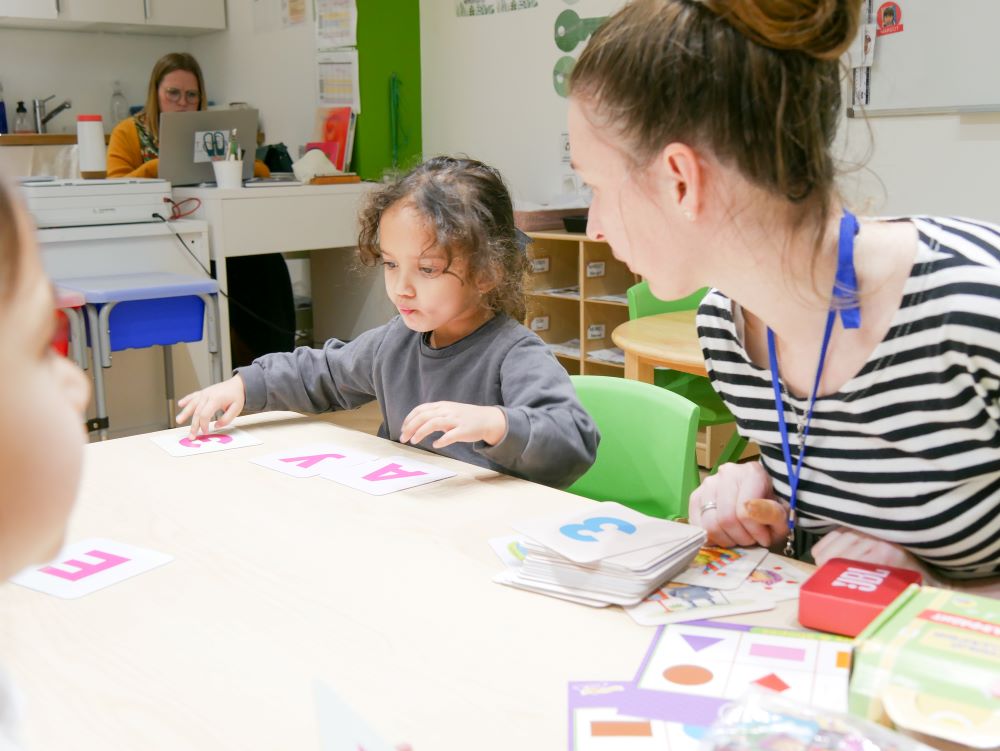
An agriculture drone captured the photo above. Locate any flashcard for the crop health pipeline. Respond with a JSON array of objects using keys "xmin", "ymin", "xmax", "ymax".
[
  {"xmin": 251, "ymin": 443, "xmax": 377, "ymax": 478},
  {"xmin": 150, "ymin": 427, "xmax": 261, "ymax": 457},
  {"xmin": 321, "ymin": 455, "xmax": 456, "ymax": 496},
  {"xmin": 626, "ymin": 554, "xmax": 809, "ymax": 626},
  {"xmin": 670, "ymin": 546, "xmax": 769, "ymax": 590},
  {"xmin": 514, "ymin": 503, "xmax": 697, "ymax": 564},
  {"xmin": 315, "ymin": 680, "xmax": 394, "ymax": 751},
  {"xmin": 12, "ymin": 538, "xmax": 173, "ymax": 599},
  {"xmin": 489, "ymin": 535, "xmax": 529, "ymax": 569},
  {"xmin": 493, "ymin": 569, "xmax": 610, "ymax": 608}
]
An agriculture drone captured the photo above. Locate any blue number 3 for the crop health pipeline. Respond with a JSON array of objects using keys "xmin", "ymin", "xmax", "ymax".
[{"xmin": 559, "ymin": 516, "xmax": 637, "ymax": 542}]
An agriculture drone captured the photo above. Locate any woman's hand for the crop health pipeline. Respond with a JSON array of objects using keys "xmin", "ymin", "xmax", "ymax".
[
  {"xmin": 812, "ymin": 527, "xmax": 932, "ymax": 579},
  {"xmin": 400, "ymin": 402, "xmax": 507, "ymax": 448},
  {"xmin": 688, "ymin": 462, "xmax": 788, "ymax": 548},
  {"xmin": 175, "ymin": 375, "xmax": 246, "ymax": 438}
]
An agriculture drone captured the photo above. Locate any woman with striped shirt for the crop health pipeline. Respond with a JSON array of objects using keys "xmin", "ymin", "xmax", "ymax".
[{"xmin": 567, "ymin": 0, "xmax": 999, "ymax": 591}]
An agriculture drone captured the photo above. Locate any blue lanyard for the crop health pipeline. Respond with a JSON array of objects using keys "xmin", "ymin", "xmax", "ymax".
[{"xmin": 767, "ymin": 209, "xmax": 860, "ymax": 556}]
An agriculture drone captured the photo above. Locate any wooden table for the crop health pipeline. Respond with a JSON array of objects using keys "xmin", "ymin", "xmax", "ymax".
[
  {"xmin": 611, "ymin": 309, "xmax": 706, "ymax": 383},
  {"xmin": 0, "ymin": 412, "xmax": 796, "ymax": 750}
]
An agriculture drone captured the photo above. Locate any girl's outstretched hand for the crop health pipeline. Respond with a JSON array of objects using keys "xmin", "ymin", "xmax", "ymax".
[
  {"xmin": 688, "ymin": 462, "xmax": 788, "ymax": 549},
  {"xmin": 175, "ymin": 375, "xmax": 246, "ymax": 439},
  {"xmin": 400, "ymin": 401, "xmax": 507, "ymax": 448}
]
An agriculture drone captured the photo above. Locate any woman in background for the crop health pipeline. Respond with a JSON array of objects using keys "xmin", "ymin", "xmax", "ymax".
[{"xmin": 108, "ymin": 52, "xmax": 295, "ymax": 366}]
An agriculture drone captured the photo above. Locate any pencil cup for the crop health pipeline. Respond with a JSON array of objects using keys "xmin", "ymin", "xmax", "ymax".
[{"xmin": 212, "ymin": 160, "xmax": 243, "ymax": 189}]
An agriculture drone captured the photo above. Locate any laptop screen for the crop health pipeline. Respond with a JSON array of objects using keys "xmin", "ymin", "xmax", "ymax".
[{"xmin": 158, "ymin": 109, "xmax": 259, "ymax": 186}]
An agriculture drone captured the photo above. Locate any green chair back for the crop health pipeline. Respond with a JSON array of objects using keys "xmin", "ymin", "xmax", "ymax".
[
  {"xmin": 627, "ymin": 281, "xmax": 708, "ymax": 319},
  {"xmin": 567, "ymin": 375, "xmax": 700, "ymax": 519}
]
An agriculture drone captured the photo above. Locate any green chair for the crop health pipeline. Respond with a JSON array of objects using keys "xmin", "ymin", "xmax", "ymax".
[
  {"xmin": 627, "ymin": 281, "xmax": 747, "ymax": 472},
  {"xmin": 567, "ymin": 375, "xmax": 700, "ymax": 520}
]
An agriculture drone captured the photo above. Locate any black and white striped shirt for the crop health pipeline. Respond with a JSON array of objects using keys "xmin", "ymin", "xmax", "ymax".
[{"xmin": 697, "ymin": 217, "xmax": 1000, "ymax": 578}]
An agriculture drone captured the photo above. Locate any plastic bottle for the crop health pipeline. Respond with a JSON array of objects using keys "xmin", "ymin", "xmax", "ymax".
[
  {"xmin": 13, "ymin": 101, "xmax": 31, "ymax": 133},
  {"xmin": 109, "ymin": 80, "xmax": 129, "ymax": 126},
  {"xmin": 77, "ymin": 114, "xmax": 107, "ymax": 179},
  {"xmin": 0, "ymin": 82, "xmax": 7, "ymax": 134}
]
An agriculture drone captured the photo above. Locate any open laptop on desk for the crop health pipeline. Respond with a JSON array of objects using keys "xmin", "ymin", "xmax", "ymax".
[{"xmin": 158, "ymin": 109, "xmax": 258, "ymax": 186}]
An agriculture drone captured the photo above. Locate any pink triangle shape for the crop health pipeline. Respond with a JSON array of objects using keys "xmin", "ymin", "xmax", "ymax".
[{"xmin": 681, "ymin": 634, "xmax": 723, "ymax": 652}]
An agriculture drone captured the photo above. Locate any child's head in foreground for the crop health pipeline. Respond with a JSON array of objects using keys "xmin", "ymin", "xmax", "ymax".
[
  {"xmin": 0, "ymin": 178, "xmax": 89, "ymax": 580},
  {"xmin": 357, "ymin": 156, "xmax": 528, "ymax": 344}
]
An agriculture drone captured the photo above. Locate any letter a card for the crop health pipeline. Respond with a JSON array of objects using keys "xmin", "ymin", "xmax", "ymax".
[
  {"xmin": 150, "ymin": 426, "xmax": 261, "ymax": 457},
  {"xmin": 321, "ymin": 455, "xmax": 456, "ymax": 495},
  {"xmin": 251, "ymin": 443, "xmax": 377, "ymax": 478},
  {"xmin": 12, "ymin": 538, "xmax": 173, "ymax": 599}
]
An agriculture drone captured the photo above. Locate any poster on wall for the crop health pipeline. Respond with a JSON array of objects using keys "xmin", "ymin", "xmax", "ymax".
[
  {"xmin": 318, "ymin": 49, "xmax": 361, "ymax": 113},
  {"xmin": 316, "ymin": 0, "xmax": 357, "ymax": 49},
  {"xmin": 456, "ymin": 0, "xmax": 539, "ymax": 17}
]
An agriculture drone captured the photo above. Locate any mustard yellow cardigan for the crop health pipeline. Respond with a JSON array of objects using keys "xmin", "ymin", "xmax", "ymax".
[{"xmin": 107, "ymin": 116, "xmax": 270, "ymax": 179}]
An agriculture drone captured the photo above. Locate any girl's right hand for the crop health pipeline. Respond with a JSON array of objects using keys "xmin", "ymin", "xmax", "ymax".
[
  {"xmin": 688, "ymin": 462, "xmax": 787, "ymax": 548},
  {"xmin": 175, "ymin": 375, "xmax": 246, "ymax": 438}
]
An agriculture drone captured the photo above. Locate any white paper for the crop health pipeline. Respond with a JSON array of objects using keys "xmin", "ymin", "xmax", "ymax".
[
  {"xmin": 315, "ymin": 0, "xmax": 357, "ymax": 49},
  {"xmin": 150, "ymin": 427, "xmax": 261, "ymax": 457},
  {"xmin": 12, "ymin": 539, "xmax": 173, "ymax": 599},
  {"xmin": 317, "ymin": 49, "xmax": 361, "ymax": 112}
]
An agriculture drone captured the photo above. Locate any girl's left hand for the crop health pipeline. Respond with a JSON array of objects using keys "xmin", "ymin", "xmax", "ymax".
[
  {"xmin": 811, "ymin": 527, "xmax": 933, "ymax": 580},
  {"xmin": 400, "ymin": 401, "xmax": 507, "ymax": 448}
]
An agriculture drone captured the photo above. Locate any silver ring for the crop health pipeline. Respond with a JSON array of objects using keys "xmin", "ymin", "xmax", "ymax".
[{"xmin": 700, "ymin": 501, "xmax": 719, "ymax": 513}]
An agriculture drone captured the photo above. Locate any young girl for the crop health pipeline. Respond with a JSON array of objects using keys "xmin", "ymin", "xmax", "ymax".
[
  {"xmin": 0, "ymin": 177, "xmax": 91, "ymax": 746},
  {"xmin": 568, "ymin": 0, "xmax": 1000, "ymax": 590},
  {"xmin": 176, "ymin": 156, "xmax": 599, "ymax": 489}
]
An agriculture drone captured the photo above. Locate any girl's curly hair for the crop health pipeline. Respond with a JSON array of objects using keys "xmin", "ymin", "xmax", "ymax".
[{"xmin": 357, "ymin": 156, "xmax": 528, "ymax": 321}]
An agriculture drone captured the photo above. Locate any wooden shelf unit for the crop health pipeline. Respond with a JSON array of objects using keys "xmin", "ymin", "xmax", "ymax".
[{"xmin": 524, "ymin": 230, "xmax": 637, "ymax": 376}]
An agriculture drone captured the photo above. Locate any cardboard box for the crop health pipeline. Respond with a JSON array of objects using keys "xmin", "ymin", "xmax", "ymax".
[
  {"xmin": 849, "ymin": 585, "xmax": 1000, "ymax": 750},
  {"xmin": 799, "ymin": 558, "xmax": 923, "ymax": 636}
]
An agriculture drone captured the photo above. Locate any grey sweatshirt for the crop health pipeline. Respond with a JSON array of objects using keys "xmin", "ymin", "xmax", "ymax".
[{"xmin": 237, "ymin": 314, "xmax": 599, "ymax": 488}]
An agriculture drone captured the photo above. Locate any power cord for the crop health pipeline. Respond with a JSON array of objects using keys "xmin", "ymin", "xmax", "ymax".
[{"xmin": 151, "ymin": 212, "xmax": 298, "ymax": 338}]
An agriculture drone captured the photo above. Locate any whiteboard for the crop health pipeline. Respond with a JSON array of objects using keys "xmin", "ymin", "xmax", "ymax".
[{"xmin": 852, "ymin": 1, "xmax": 1000, "ymax": 116}]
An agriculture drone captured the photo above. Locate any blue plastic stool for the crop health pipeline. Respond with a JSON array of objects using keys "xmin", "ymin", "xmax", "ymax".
[{"xmin": 55, "ymin": 272, "xmax": 223, "ymax": 439}]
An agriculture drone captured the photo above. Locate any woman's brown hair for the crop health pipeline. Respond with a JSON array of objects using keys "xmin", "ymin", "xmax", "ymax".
[
  {"xmin": 357, "ymin": 156, "xmax": 529, "ymax": 321},
  {"xmin": 143, "ymin": 52, "xmax": 207, "ymax": 143},
  {"xmin": 570, "ymin": 0, "xmax": 862, "ymax": 242}
]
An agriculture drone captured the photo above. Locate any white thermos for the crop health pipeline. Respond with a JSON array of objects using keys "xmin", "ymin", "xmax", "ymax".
[{"xmin": 77, "ymin": 114, "xmax": 107, "ymax": 179}]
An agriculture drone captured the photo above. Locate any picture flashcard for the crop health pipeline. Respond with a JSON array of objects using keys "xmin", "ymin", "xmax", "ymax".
[
  {"xmin": 321, "ymin": 455, "xmax": 457, "ymax": 496},
  {"xmin": 150, "ymin": 426, "xmax": 261, "ymax": 457},
  {"xmin": 670, "ymin": 546, "xmax": 769, "ymax": 590},
  {"xmin": 315, "ymin": 680, "xmax": 395, "ymax": 751},
  {"xmin": 514, "ymin": 502, "xmax": 697, "ymax": 564},
  {"xmin": 12, "ymin": 538, "xmax": 173, "ymax": 599},
  {"xmin": 252, "ymin": 443, "xmax": 377, "ymax": 478},
  {"xmin": 488, "ymin": 535, "xmax": 530, "ymax": 569}
]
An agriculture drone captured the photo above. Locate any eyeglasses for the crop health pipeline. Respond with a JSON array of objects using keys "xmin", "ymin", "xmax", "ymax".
[{"xmin": 161, "ymin": 86, "xmax": 200, "ymax": 104}]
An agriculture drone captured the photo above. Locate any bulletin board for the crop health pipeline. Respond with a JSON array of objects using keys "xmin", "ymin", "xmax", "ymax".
[{"xmin": 851, "ymin": 1, "xmax": 1000, "ymax": 117}]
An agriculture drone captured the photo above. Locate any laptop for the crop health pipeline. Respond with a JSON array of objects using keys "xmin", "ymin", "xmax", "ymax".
[{"xmin": 158, "ymin": 108, "xmax": 259, "ymax": 186}]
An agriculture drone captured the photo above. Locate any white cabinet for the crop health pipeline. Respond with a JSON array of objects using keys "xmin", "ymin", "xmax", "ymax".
[
  {"xmin": 56, "ymin": 0, "xmax": 144, "ymax": 25},
  {"xmin": 145, "ymin": 0, "xmax": 225, "ymax": 32},
  {"xmin": 0, "ymin": 0, "xmax": 57, "ymax": 19},
  {"xmin": 0, "ymin": 0, "xmax": 225, "ymax": 33}
]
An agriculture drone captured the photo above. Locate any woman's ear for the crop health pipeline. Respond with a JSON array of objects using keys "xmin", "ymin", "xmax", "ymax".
[{"xmin": 659, "ymin": 142, "xmax": 702, "ymax": 221}]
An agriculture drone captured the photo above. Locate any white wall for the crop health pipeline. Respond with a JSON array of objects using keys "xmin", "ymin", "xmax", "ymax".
[
  {"xmin": 0, "ymin": 27, "xmax": 189, "ymax": 133},
  {"xmin": 420, "ymin": 0, "xmax": 1000, "ymax": 223},
  {"xmin": 190, "ymin": 0, "xmax": 319, "ymax": 157}
]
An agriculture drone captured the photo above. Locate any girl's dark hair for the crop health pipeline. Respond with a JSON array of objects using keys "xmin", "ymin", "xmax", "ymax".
[
  {"xmin": 570, "ymin": 0, "xmax": 862, "ymax": 245},
  {"xmin": 358, "ymin": 156, "xmax": 528, "ymax": 320},
  {"xmin": 0, "ymin": 177, "xmax": 24, "ymax": 303}
]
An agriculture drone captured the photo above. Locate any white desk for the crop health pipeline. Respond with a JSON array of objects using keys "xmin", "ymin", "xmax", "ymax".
[
  {"xmin": 0, "ymin": 412, "xmax": 801, "ymax": 751},
  {"xmin": 172, "ymin": 183, "xmax": 376, "ymax": 374}
]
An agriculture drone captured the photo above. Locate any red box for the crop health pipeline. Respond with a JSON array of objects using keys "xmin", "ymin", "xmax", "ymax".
[{"xmin": 798, "ymin": 558, "xmax": 922, "ymax": 636}]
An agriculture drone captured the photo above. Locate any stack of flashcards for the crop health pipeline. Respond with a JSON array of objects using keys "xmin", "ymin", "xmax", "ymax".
[{"xmin": 496, "ymin": 503, "xmax": 706, "ymax": 607}]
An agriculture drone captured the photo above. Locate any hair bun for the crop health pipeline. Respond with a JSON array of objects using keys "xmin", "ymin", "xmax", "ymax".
[{"xmin": 701, "ymin": 0, "xmax": 863, "ymax": 60}]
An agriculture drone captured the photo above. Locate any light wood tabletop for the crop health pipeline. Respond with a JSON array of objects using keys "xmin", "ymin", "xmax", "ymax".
[
  {"xmin": 611, "ymin": 309, "xmax": 707, "ymax": 383},
  {"xmin": 0, "ymin": 411, "xmax": 800, "ymax": 750}
]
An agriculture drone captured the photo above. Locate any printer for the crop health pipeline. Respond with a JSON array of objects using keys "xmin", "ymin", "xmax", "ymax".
[{"xmin": 20, "ymin": 178, "xmax": 172, "ymax": 229}]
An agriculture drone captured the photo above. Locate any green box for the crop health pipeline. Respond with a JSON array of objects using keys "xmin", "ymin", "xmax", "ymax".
[{"xmin": 849, "ymin": 585, "xmax": 1000, "ymax": 748}]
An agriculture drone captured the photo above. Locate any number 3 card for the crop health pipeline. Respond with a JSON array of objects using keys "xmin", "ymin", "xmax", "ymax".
[
  {"xmin": 251, "ymin": 443, "xmax": 377, "ymax": 478},
  {"xmin": 150, "ymin": 427, "xmax": 261, "ymax": 457},
  {"xmin": 514, "ymin": 503, "xmax": 697, "ymax": 564},
  {"xmin": 321, "ymin": 455, "xmax": 456, "ymax": 495},
  {"xmin": 12, "ymin": 538, "xmax": 173, "ymax": 599}
]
